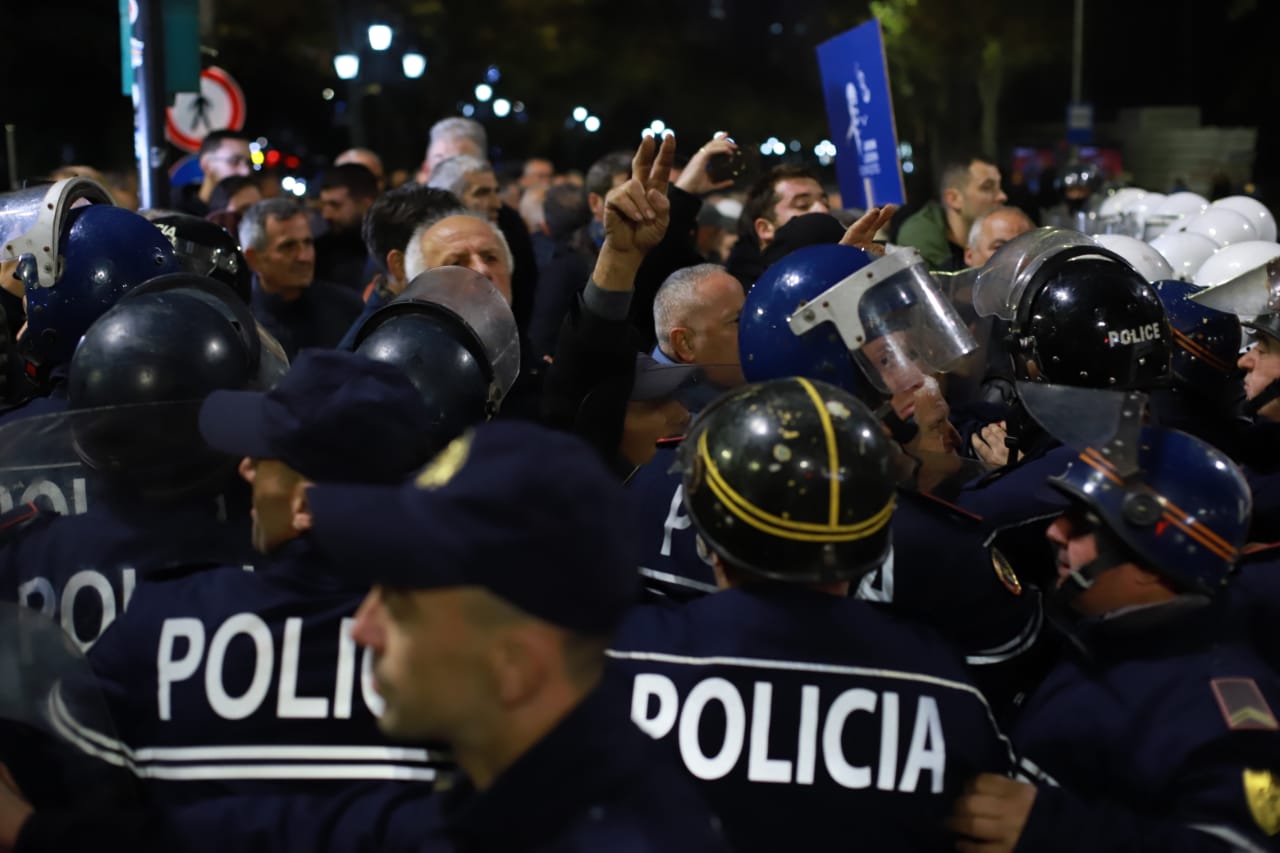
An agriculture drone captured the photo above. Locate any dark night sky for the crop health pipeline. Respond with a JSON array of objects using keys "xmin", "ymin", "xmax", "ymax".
[{"xmin": 3, "ymin": 0, "xmax": 1276, "ymax": 199}]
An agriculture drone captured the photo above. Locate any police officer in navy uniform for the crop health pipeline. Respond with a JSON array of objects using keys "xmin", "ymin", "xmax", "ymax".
[
  {"xmin": 703, "ymin": 241, "xmax": 1042, "ymax": 685},
  {"xmin": 294, "ymin": 420, "xmax": 730, "ymax": 852},
  {"xmin": 956, "ymin": 228, "xmax": 1173, "ymax": 527},
  {"xmin": 49, "ymin": 349, "xmax": 475, "ymax": 810},
  {"xmin": 0, "ymin": 178, "xmax": 182, "ymax": 426},
  {"xmin": 610, "ymin": 377, "xmax": 1015, "ymax": 852},
  {"xmin": 0, "ymin": 276, "xmax": 273, "ymax": 648},
  {"xmin": 949, "ymin": 386, "xmax": 1280, "ymax": 851}
]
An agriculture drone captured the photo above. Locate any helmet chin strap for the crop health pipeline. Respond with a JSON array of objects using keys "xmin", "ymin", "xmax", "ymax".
[
  {"xmin": 1244, "ymin": 377, "xmax": 1280, "ymax": 418},
  {"xmin": 1058, "ymin": 527, "xmax": 1133, "ymax": 601}
]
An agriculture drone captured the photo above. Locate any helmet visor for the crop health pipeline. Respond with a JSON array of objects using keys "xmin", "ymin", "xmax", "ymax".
[
  {"xmin": 0, "ymin": 178, "xmax": 115, "ymax": 289},
  {"xmin": 787, "ymin": 248, "xmax": 976, "ymax": 396},
  {"xmin": 971, "ymin": 227, "xmax": 1098, "ymax": 320},
  {"xmin": 1190, "ymin": 255, "xmax": 1280, "ymax": 319},
  {"xmin": 389, "ymin": 266, "xmax": 521, "ymax": 400}
]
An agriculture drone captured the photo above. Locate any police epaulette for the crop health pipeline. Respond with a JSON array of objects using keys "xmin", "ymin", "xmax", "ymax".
[{"xmin": 0, "ymin": 497, "xmax": 58, "ymax": 546}]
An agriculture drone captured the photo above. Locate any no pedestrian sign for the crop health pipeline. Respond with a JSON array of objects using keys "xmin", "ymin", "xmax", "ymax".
[{"xmin": 165, "ymin": 66, "xmax": 247, "ymax": 153}]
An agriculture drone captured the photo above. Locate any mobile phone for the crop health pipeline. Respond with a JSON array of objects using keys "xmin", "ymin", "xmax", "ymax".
[{"xmin": 706, "ymin": 149, "xmax": 745, "ymax": 184}]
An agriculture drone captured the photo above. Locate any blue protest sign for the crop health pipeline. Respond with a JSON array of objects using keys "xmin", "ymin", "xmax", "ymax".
[{"xmin": 816, "ymin": 19, "xmax": 905, "ymax": 210}]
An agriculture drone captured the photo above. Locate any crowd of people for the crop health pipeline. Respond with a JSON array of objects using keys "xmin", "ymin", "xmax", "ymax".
[{"xmin": 0, "ymin": 114, "xmax": 1278, "ymax": 852}]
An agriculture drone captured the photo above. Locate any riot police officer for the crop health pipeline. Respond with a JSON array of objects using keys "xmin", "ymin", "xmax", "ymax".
[
  {"xmin": 609, "ymin": 377, "xmax": 1015, "ymax": 852},
  {"xmin": 949, "ymin": 386, "xmax": 1280, "ymax": 851},
  {"xmin": 0, "ymin": 178, "xmax": 182, "ymax": 423},
  {"xmin": 48, "ymin": 349, "xmax": 468, "ymax": 810},
  {"xmin": 0, "ymin": 275, "xmax": 273, "ymax": 648}
]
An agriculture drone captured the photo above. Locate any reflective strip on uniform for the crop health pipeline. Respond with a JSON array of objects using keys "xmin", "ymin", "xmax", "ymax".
[{"xmin": 48, "ymin": 684, "xmax": 444, "ymax": 782}]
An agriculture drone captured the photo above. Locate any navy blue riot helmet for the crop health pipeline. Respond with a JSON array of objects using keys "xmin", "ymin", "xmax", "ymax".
[
  {"xmin": 20, "ymin": 205, "xmax": 181, "ymax": 375},
  {"xmin": 739, "ymin": 244, "xmax": 975, "ymax": 413},
  {"xmin": 351, "ymin": 266, "xmax": 521, "ymax": 452},
  {"xmin": 67, "ymin": 275, "xmax": 262, "ymax": 497},
  {"xmin": 1152, "ymin": 279, "xmax": 1242, "ymax": 392},
  {"xmin": 1021, "ymin": 384, "xmax": 1250, "ymax": 598}
]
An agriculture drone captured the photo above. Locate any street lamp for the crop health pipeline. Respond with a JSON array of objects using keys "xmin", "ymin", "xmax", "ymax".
[
  {"xmin": 334, "ymin": 54, "xmax": 360, "ymax": 80},
  {"xmin": 367, "ymin": 24, "xmax": 392, "ymax": 51},
  {"xmin": 402, "ymin": 53, "xmax": 426, "ymax": 78}
]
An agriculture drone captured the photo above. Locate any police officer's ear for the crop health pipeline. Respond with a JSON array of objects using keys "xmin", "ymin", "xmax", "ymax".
[
  {"xmin": 290, "ymin": 480, "xmax": 313, "ymax": 534},
  {"xmin": 488, "ymin": 626, "xmax": 552, "ymax": 707}
]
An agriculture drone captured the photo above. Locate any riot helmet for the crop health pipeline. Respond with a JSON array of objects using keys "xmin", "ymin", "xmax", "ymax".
[
  {"xmin": 679, "ymin": 376, "xmax": 896, "ymax": 584},
  {"xmin": 147, "ymin": 212, "xmax": 252, "ymax": 304},
  {"xmin": 973, "ymin": 227, "xmax": 1171, "ymax": 389},
  {"xmin": 1021, "ymin": 384, "xmax": 1249, "ymax": 598},
  {"xmin": 127, "ymin": 273, "xmax": 289, "ymax": 390},
  {"xmin": 3, "ymin": 180, "xmax": 182, "ymax": 376},
  {"xmin": 67, "ymin": 277, "xmax": 261, "ymax": 497},
  {"xmin": 351, "ymin": 266, "xmax": 520, "ymax": 447},
  {"xmin": 739, "ymin": 244, "xmax": 975, "ymax": 416},
  {"xmin": 1151, "ymin": 279, "xmax": 1242, "ymax": 393}
]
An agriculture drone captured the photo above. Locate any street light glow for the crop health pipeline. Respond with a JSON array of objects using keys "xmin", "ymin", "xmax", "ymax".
[
  {"xmin": 493, "ymin": 98, "xmax": 511, "ymax": 118},
  {"xmin": 584, "ymin": 115, "xmax": 601, "ymax": 132},
  {"xmin": 368, "ymin": 25, "xmax": 392, "ymax": 51},
  {"xmin": 334, "ymin": 54, "xmax": 359, "ymax": 80},
  {"xmin": 461, "ymin": 103, "xmax": 476, "ymax": 117},
  {"xmin": 475, "ymin": 84, "xmax": 493, "ymax": 102},
  {"xmin": 320, "ymin": 87, "xmax": 335, "ymax": 101},
  {"xmin": 572, "ymin": 106, "xmax": 588, "ymax": 122},
  {"xmin": 650, "ymin": 119, "xmax": 666, "ymax": 134},
  {"xmin": 402, "ymin": 53, "xmax": 426, "ymax": 78}
]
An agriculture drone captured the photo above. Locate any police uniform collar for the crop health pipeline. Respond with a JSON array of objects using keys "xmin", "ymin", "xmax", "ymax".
[
  {"xmin": 268, "ymin": 536, "xmax": 363, "ymax": 592},
  {"xmin": 437, "ymin": 680, "xmax": 652, "ymax": 850},
  {"xmin": 1070, "ymin": 594, "xmax": 1220, "ymax": 659}
]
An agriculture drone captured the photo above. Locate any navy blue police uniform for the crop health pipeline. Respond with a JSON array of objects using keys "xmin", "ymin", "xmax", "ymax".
[
  {"xmin": 47, "ymin": 350, "xmax": 462, "ymax": 809},
  {"xmin": 51, "ymin": 536, "xmax": 444, "ymax": 810},
  {"xmin": 1011, "ymin": 606, "xmax": 1280, "ymax": 851},
  {"xmin": 0, "ymin": 485, "xmax": 253, "ymax": 650},
  {"xmin": 614, "ymin": 378, "xmax": 1018, "ymax": 853},
  {"xmin": 990, "ymin": 398, "xmax": 1280, "ymax": 851},
  {"xmin": 609, "ymin": 586, "xmax": 1015, "ymax": 852}
]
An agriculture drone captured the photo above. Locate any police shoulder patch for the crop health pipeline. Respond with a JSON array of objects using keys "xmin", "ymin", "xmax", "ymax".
[
  {"xmin": 1245, "ymin": 769, "xmax": 1280, "ymax": 836},
  {"xmin": 415, "ymin": 431, "xmax": 474, "ymax": 491},
  {"xmin": 1211, "ymin": 678, "xmax": 1280, "ymax": 731}
]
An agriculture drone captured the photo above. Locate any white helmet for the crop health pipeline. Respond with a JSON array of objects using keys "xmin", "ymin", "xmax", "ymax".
[
  {"xmin": 1179, "ymin": 207, "xmax": 1257, "ymax": 248},
  {"xmin": 1092, "ymin": 233, "xmax": 1175, "ymax": 282},
  {"xmin": 1211, "ymin": 195, "xmax": 1277, "ymax": 243},
  {"xmin": 1098, "ymin": 188, "xmax": 1145, "ymax": 219},
  {"xmin": 1152, "ymin": 192, "xmax": 1210, "ymax": 219},
  {"xmin": 1148, "ymin": 231, "xmax": 1220, "ymax": 282},
  {"xmin": 1193, "ymin": 240, "xmax": 1280, "ymax": 287}
]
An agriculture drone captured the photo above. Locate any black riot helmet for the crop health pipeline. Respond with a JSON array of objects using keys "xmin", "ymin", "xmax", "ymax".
[
  {"xmin": 679, "ymin": 377, "xmax": 896, "ymax": 583},
  {"xmin": 147, "ymin": 212, "xmax": 253, "ymax": 304},
  {"xmin": 351, "ymin": 266, "xmax": 521, "ymax": 446},
  {"xmin": 973, "ymin": 228, "xmax": 1171, "ymax": 390},
  {"xmin": 67, "ymin": 275, "xmax": 264, "ymax": 498}
]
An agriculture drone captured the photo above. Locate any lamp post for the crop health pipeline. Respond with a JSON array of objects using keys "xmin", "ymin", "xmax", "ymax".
[{"xmin": 332, "ymin": 24, "xmax": 426, "ymax": 149}]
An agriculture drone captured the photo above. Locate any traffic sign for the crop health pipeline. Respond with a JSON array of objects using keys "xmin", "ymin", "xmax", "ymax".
[{"xmin": 164, "ymin": 66, "xmax": 247, "ymax": 153}]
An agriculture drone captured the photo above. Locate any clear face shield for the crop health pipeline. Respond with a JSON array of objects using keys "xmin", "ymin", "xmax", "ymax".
[
  {"xmin": 786, "ymin": 248, "xmax": 977, "ymax": 398},
  {"xmin": 392, "ymin": 266, "xmax": 522, "ymax": 405},
  {"xmin": 0, "ymin": 178, "xmax": 116, "ymax": 290},
  {"xmin": 970, "ymin": 226, "xmax": 1100, "ymax": 321}
]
